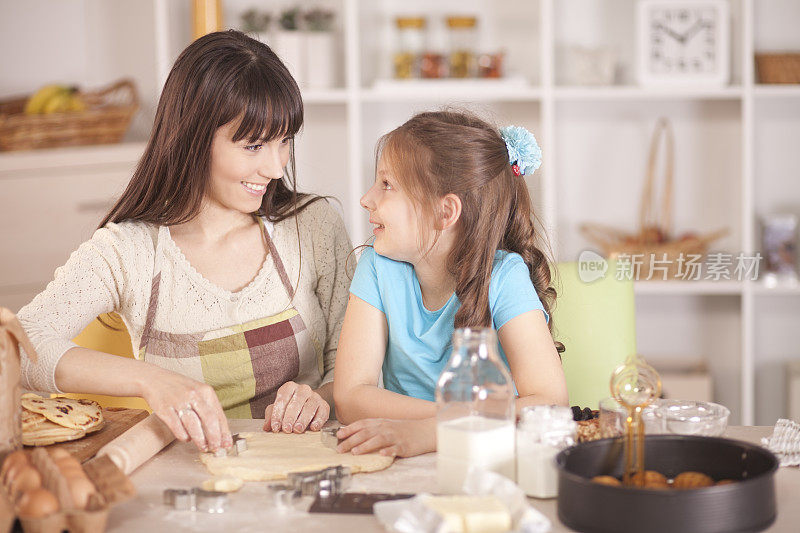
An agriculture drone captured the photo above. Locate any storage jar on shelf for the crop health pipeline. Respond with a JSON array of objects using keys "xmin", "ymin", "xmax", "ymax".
[
  {"xmin": 446, "ymin": 16, "xmax": 478, "ymax": 78},
  {"xmin": 393, "ymin": 16, "xmax": 426, "ymax": 79}
]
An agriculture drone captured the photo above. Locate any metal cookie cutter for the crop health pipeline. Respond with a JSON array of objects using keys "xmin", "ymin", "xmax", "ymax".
[
  {"xmin": 267, "ymin": 465, "xmax": 352, "ymax": 508},
  {"xmin": 320, "ymin": 465, "xmax": 352, "ymax": 496},
  {"xmin": 288, "ymin": 465, "xmax": 352, "ymax": 497},
  {"xmin": 214, "ymin": 433, "xmax": 248, "ymax": 457},
  {"xmin": 266, "ymin": 483, "xmax": 301, "ymax": 509},
  {"xmin": 321, "ymin": 426, "xmax": 343, "ymax": 450},
  {"xmin": 163, "ymin": 488, "xmax": 194, "ymax": 511},
  {"xmin": 194, "ymin": 488, "xmax": 227, "ymax": 513},
  {"xmin": 163, "ymin": 488, "xmax": 228, "ymax": 513}
]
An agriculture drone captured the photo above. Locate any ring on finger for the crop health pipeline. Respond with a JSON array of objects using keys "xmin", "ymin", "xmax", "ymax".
[{"xmin": 176, "ymin": 404, "xmax": 195, "ymax": 418}]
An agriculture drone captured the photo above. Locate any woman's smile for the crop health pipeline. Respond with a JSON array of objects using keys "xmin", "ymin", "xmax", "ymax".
[{"xmin": 241, "ymin": 180, "xmax": 268, "ymax": 196}]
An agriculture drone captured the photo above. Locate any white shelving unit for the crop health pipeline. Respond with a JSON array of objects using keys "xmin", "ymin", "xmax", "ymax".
[
  {"xmin": 634, "ymin": 281, "xmax": 744, "ymax": 296},
  {"xmin": 2, "ymin": 0, "xmax": 800, "ymax": 425},
  {"xmin": 552, "ymin": 85, "xmax": 744, "ymax": 100}
]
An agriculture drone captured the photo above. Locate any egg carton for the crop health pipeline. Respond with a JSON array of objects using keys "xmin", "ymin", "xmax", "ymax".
[{"xmin": 1, "ymin": 449, "xmax": 136, "ymax": 533}]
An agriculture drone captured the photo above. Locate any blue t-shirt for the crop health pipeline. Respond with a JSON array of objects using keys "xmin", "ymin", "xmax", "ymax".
[{"xmin": 349, "ymin": 247, "xmax": 548, "ymax": 402}]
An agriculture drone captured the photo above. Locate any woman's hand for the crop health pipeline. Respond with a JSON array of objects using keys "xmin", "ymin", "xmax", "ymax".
[
  {"xmin": 263, "ymin": 381, "xmax": 330, "ymax": 433},
  {"xmin": 138, "ymin": 366, "xmax": 232, "ymax": 453},
  {"xmin": 335, "ymin": 417, "xmax": 436, "ymax": 458}
]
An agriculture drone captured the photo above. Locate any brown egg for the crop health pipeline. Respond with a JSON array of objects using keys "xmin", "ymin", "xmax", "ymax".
[
  {"xmin": 54, "ymin": 456, "xmax": 80, "ymax": 469},
  {"xmin": 9, "ymin": 466, "xmax": 42, "ymax": 500},
  {"xmin": 16, "ymin": 488, "xmax": 60, "ymax": 518},
  {"xmin": 47, "ymin": 448, "xmax": 71, "ymax": 461},
  {"xmin": 67, "ymin": 476, "xmax": 97, "ymax": 509},
  {"xmin": 2, "ymin": 450, "xmax": 29, "ymax": 474},
  {"xmin": 62, "ymin": 470, "xmax": 86, "ymax": 482},
  {"xmin": 592, "ymin": 475, "xmax": 622, "ymax": 487},
  {"xmin": 54, "ymin": 457, "xmax": 83, "ymax": 478},
  {"xmin": 1, "ymin": 450, "xmax": 29, "ymax": 484},
  {"xmin": 3, "ymin": 460, "xmax": 33, "ymax": 489}
]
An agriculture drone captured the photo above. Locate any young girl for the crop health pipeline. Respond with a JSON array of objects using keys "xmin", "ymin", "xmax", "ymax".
[
  {"xmin": 333, "ymin": 111, "xmax": 567, "ymax": 458},
  {"xmin": 18, "ymin": 30, "xmax": 353, "ymax": 453}
]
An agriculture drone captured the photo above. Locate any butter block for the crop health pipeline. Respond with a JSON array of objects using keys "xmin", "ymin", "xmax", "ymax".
[{"xmin": 423, "ymin": 495, "xmax": 512, "ymax": 533}]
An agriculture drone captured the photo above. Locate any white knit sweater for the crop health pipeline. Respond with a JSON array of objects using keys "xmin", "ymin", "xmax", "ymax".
[{"xmin": 18, "ymin": 199, "xmax": 354, "ymax": 393}]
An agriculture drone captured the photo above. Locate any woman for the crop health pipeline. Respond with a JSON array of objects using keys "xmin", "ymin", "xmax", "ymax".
[{"xmin": 18, "ymin": 30, "xmax": 353, "ymax": 453}]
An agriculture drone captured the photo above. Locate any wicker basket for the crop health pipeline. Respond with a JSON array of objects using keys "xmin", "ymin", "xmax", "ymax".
[
  {"xmin": 755, "ymin": 53, "xmax": 800, "ymax": 84},
  {"xmin": 580, "ymin": 118, "xmax": 727, "ymax": 281},
  {"xmin": 0, "ymin": 78, "xmax": 138, "ymax": 151}
]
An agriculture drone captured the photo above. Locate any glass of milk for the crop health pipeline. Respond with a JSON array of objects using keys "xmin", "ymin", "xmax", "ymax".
[{"xmin": 435, "ymin": 327, "xmax": 516, "ymax": 494}]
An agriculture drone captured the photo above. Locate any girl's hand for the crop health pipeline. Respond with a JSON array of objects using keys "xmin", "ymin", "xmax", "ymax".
[
  {"xmin": 139, "ymin": 366, "xmax": 232, "ymax": 453},
  {"xmin": 335, "ymin": 417, "xmax": 436, "ymax": 458},
  {"xmin": 263, "ymin": 381, "xmax": 330, "ymax": 433}
]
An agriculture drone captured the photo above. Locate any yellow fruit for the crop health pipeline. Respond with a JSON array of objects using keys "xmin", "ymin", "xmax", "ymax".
[
  {"xmin": 42, "ymin": 92, "xmax": 73, "ymax": 114},
  {"xmin": 24, "ymin": 84, "xmax": 69, "ymax": 114},
  {"xmin": 67, "ymin": 94, "xmax": 87, "ymax": 112}
]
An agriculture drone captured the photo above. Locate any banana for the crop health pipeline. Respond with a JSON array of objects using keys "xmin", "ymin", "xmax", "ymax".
[
  {"xmin": 42, "ymin": 91, "xmax": 73, "ymax": 114},
  {"xmin": 67, "ymin": 94, "xmax": 87, "ymax": 112},
  {"xmin": 24, "ymin": 84, "xmax": 69, "ymax": 114}
]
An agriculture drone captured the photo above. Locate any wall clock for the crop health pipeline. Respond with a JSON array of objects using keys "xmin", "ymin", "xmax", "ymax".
[{"xmin": 637, "ymin": 0, "xmax": 730, "ymax": 86}]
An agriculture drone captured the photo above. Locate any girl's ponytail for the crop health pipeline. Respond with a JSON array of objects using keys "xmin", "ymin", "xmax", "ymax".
[{"xmin": 502, "ymin": 177, "xmax": 562, "ymax": 351}]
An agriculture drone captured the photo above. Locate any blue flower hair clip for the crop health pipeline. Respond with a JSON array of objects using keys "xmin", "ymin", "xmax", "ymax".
[{"xmin": 500, "ymin": 125, "xmax": 542, "ymax": 177}]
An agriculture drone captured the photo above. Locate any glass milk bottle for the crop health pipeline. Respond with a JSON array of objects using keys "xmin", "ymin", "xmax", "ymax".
[{"xmin": 435, "ymin": 327, "xmax": 516, "ymax": 494}]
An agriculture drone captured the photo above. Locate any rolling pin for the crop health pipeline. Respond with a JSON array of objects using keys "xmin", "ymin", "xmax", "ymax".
[{"xmin": 96, "ymin": 414, "xmax": 175, "ymax": 475}]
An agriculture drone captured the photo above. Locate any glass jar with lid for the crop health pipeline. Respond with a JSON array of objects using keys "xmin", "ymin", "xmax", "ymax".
[
  {"xmin": 420, "ymin": 51, "xmax": 446, "ymax": 79},
  {"xmin": 435, "ymin": 327, "xmax": 516, "ymax": 494},
  {"xmin": 445, "ymin": 15, "xmax": 477, "ymax": 78},
  {"xmin": 478, "ymin": 51, "xmax": 504, "ymax": 78},
  {"xmin": 393, "ymin": 16, "xmax": 426, "ymax": 79},
  {"xmin": 516, "ymin": 405, "xmax": 576, "ymax": 498},
  {"xmin": 419, "ymin": 17, "xmax": 446, "ymax": 78}
]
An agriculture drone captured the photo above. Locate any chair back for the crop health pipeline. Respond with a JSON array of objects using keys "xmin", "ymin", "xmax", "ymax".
[
  {"xmin": 67, "ymin": 313, "xmax": 150, "ymax": 411},
  {"xmin": 551, "ymin": 261, "xmax": 637, "ymax": 409}
]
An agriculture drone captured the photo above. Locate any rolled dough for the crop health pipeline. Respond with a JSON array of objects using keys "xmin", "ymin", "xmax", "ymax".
[{"xmin": 199, "ymin": 431, "xmax": 394, "ymax": 481}]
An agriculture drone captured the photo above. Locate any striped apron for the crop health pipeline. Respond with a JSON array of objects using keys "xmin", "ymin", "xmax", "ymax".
[{"xmin": 137, "ymin": 218, "xmax": 317, "ymax": 418}]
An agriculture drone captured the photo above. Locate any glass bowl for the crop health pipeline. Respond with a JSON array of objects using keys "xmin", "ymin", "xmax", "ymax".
[
  {"xmin": 657, "ymin": 399, "xmax": 730, "ymax": 437},
  {"xmin": 598, "ymin": 397, "xmax": 665, "ymax": 438}
]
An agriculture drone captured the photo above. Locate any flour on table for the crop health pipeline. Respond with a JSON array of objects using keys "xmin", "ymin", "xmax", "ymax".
[
  {"xmin": 201, "ymin": 477, "xmax": 244, "ymax": 492},
  {"xmin": 199, "ymin": 431, "xmax": 394, "ymax": 481}
]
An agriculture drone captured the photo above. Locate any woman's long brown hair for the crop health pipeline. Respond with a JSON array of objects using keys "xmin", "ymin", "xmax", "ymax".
[
  {"xmin": 100, "ymin": 29, "xmax": 321, "ymax": 228},
  {"xmin": 379, "ymin": 111, "xmax": 560, "ymax": 346}
]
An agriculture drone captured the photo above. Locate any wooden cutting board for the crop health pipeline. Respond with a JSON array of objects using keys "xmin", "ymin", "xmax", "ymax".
[{"xmin": 37, "ymin": 407, "xmax": 149, "ymax": 463}]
